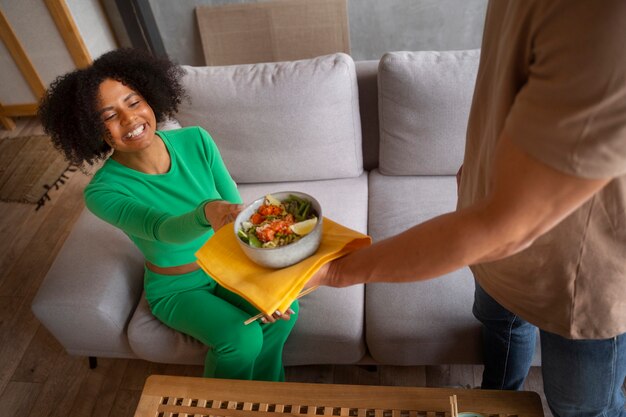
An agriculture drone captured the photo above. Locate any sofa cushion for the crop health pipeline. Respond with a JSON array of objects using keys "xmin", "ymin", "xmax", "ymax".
[
  {"xmin": 176, "ymin": 53, "xmax": 363, "ymax": 184},
  {"xmin": 366, "ymin": 277, "xmax": 480, "ymax": 365},
  {"xmin": 284, "ymin": 285, "xmax": 366, "ymax": 365},
  {"xmin": 157, "ymin": 117, "xmax": 182, "ymax": 131},
  {"xmin": 366, "ymin": 170, "xmax": 480, "ymax": 364},
  {"xmin": 378, "ymin": 50, "xmax": 480, "ymax": 176},
  {"xmin": 368, "ymin": 171, "xmax": 458, "ymax": 241}
]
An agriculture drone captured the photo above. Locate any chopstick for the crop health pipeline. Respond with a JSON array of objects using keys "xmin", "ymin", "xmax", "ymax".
[
  {"xmin": 243, "ymin": 286, "xmax": 318, "ymax": 325},
  {"xmin": 449, "ymin": 394, "xmax": 458, "ymax": 417}
]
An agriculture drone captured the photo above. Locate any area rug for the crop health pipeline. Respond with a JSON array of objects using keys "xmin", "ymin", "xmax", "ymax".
[{"xmin": 0, "ymin": 134, "xmax": 77, "ymax": 210}]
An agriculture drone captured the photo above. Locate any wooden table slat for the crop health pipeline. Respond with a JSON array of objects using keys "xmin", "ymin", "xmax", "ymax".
[{"xmin": 133, "ymin": 375, "xmax": 544, "ymax": 417}]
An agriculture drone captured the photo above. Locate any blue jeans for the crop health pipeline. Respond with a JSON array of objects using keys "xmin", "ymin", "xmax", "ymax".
[{"xmin": 473, "ymin": 282, "xmax": 626, "ymax": 417}]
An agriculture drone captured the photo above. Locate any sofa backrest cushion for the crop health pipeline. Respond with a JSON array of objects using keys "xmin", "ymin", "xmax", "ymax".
[
  {"xmin": 378, "ymin": 50, "xmax": 480, "ymax": 176},
  {"xmin": 176, "ymin": 53, "xmax": 363, "ymax": 183}
]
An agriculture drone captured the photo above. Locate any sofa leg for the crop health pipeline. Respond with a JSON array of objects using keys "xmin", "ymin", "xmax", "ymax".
[{"xmin": 88, "ymin": 356, "xmax": 98, "ymax": 369}]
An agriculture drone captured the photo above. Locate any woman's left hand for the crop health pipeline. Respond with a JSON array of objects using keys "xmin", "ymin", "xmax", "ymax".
[
  {"xmin": 260, "ymin": 308, "xmax": 296, "ymax": 324},
  {"xmin": 204, "ymin": 200, "xmax": 243, "ymax": 232}
]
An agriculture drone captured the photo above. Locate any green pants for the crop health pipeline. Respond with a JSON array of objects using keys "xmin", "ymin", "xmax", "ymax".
[{"xmin": 145, "ymin": 268, "xmax": 298, "ymax": 381}]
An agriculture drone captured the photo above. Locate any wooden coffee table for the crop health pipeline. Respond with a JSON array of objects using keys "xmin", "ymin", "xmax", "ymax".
[{"xmin": 134, "ymin": 375, "xmax": 544, "ymax": 417}]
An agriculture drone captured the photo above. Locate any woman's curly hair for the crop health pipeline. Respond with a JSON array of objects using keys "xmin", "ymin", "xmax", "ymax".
[{"xmin": 38, "ymin": 48, "xmax": 186, "ymax": 166}]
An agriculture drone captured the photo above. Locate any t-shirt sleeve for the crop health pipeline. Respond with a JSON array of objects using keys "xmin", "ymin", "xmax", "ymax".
[
  {"xmin": 85, "ymin": 182, "xmax": 211, "ymax": 244},
  {"xmin": 504, "ymin": 1, "xmax": 626, "ymax": 179}
]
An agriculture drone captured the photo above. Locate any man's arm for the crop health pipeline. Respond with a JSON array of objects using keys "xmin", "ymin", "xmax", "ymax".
[{"xmin": 310, "ymin": 132, "xmax": 610, "ymax": 287}]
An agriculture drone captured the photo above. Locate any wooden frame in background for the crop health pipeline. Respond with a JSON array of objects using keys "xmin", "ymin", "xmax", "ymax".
[
  {"xmin": 44, "ymin": 0, "xmax": 92, "ymax": 69},
  {"xmin": 0, "ymin": 0, "xmax": 92, "ymax": 130}
]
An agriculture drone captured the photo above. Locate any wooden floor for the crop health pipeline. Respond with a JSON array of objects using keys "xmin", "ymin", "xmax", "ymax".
[{"xmin": 0, "ymin": 118, "xmax": 559, "ymax": 417}]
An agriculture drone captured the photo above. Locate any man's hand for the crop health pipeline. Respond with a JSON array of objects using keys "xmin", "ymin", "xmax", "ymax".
[
  {"xmin": 305, "ymin": 262, "xmax": 331, "ymax": 288},
  {"xmin": 204, "ymin": 200, "xmax": 243, "ymax": 232}
]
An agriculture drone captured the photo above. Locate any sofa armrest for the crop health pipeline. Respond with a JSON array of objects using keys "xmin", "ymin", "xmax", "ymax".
[{"xmin": 32, "ymin": 208, "xmax": 144, "ymax": 358}]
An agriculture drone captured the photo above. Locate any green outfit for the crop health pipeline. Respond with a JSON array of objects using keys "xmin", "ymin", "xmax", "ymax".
[{"xmin": 84, "ymin": 126, "xmax": 298, "ymax": 380}]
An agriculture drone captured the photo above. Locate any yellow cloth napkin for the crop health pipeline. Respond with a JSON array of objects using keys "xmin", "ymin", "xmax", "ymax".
[{"xmin": 195, "ymin": 217, "xmax": 372, "ymax": 315}]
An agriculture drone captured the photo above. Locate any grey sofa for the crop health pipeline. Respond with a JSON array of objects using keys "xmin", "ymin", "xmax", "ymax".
[{"xmin": 34, "ymin": 50, "xmax": 533, "ymax": 368}]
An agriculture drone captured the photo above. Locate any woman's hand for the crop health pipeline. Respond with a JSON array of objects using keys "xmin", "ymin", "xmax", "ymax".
[
  {"xmin": 204, "ymin": 200, "xmax": 243, "ymax": 232},
  {"xmin": 260, "ymin": 307, "xmax": 296, "ymax": 324}
]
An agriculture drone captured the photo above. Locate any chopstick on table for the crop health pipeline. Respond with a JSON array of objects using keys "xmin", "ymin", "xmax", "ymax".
[
  {"xmin": 243, "ymin": 286, "xmax": 318, "ymax": 325},
  {"xmin": 449, "ymin": 394, "xmax": 458, "ymax": 417}
]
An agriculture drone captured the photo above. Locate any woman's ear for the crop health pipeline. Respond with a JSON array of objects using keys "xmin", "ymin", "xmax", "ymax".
[
  {"xmin": 104, "ymin": 138, "xmax": 116, "ymax": 151},
  {"xmin": 102, "ymin": 130, "xmax": 114, "ymax": 149}
]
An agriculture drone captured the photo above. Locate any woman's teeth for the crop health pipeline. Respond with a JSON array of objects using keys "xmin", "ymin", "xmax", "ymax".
[{"xmin": 125, "ymin": 125, "xmax": 145, "ymax": 139}]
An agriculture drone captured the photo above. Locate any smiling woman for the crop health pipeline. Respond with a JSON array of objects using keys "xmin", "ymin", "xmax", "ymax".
[{"xmin": 36, "ymin": 48, "xmax": 299, "ymax": 381}]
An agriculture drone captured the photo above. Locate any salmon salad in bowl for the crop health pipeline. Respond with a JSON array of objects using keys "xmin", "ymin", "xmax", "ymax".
[{"xmin": 234, "ymin": 192, "xmax": 323, "ymax": 268}]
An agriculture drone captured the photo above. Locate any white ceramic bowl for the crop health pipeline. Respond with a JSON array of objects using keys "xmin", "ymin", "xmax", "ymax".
[{"xmin": 234, "ymin": 191, "xmax": 323, "ymax": 269}]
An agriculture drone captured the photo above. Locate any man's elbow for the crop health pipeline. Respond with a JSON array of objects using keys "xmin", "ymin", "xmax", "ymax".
[
  {"xmin": 493, "ymin": 235, "xmax": 537, "ymax": 260},
  {"xmin": 475, "ymin": 215, "xmax": 546, "ymax": 263}
]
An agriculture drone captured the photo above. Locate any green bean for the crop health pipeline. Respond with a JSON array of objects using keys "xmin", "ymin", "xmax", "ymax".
[{"xmin": 248, "ymin": 232, "xmax": 262, "ymax": 248}]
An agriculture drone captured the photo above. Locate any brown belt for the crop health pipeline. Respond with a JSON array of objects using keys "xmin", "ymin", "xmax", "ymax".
[{"xmin": 145, "ymin": 261, "xmax": 200, "ymax": 275}]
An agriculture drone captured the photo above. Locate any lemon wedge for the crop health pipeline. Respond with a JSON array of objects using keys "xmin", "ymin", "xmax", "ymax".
[
  {"xmin": 265, "ymin": 194, "xmax": 282, "ymax": 206},
  {"xmin": 290, "ymin": 217, "xmax": 318, "ymax": 236}
]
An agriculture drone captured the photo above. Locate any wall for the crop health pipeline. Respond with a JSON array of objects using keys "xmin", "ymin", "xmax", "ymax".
[
  {"xmin": 66, "ymin": 0, "xmax": 118, "ymax": 61},
  {"xmin": 349, "ymin": 0, "xmax": 487, "ymax": 59},
  {"xmin": 148, "ymin": 0, "xmax": 487, "ymax": 66}
]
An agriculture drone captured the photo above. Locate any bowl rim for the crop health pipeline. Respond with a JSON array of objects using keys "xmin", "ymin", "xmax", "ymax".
[{"xmin": 233, "ymin": 191, "xmax": 323, "ymax": 252}]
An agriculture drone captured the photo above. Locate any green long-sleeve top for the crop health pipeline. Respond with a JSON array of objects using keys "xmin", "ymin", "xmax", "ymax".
[{"xmin": 84, "ymin": 126, "xmax": 242, "ymax": 267}]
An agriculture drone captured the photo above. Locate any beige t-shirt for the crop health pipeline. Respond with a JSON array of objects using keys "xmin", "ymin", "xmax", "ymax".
[{"xmin": 458, "ymin": 0, "xmax": 626, "ymax": 339}]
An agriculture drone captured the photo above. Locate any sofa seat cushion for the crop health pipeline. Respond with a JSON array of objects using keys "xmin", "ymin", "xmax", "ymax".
[
  {"xmin": 284, "ymin": 285, "xmax": 365, "ymax": 365},
  {"xmin": 378, "ymin": 50, "xmax": 479, "ymax": 176},
  {"xmin": 176, "ymin": 53, "xmax": 363, "ymax": 184},
  {"xmin": 368, "ymin": 170, "xmax": 458, "ymax": 241},
  {"xmin": 366, "ymin": 277, "xmax": 479, "ymax": 366},
  {"xmin": 366, "ymin": 170, "xmax": 480, "ymax": 364}
]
